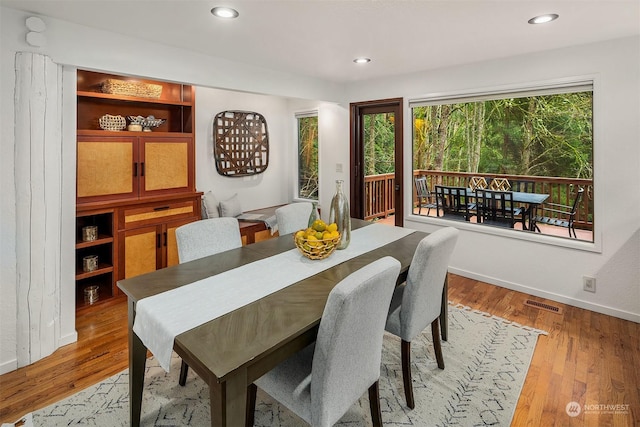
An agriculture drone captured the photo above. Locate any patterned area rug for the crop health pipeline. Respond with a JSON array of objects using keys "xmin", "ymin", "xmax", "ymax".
[{"xmin": 31, "ymin": 304, "xmax": 545, "ymax": 426}]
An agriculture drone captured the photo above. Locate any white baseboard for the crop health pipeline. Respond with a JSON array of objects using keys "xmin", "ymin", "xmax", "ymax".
[
  {"xmin": 449, "ymin": 267, "xmax": 640, "ymax": 324},
  {"xmin": 58, "ymin": 330, "xmax": 78, "ymax": 347},
  {"xmin": 0, "ymin": 331, "xmax": 78, "ymax": 375},
  {"xmin": 0, "ymin": 358, "xmax": 17, "ymax": 375}
]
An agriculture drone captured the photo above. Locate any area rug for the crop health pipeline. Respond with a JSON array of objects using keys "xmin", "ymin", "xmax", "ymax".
[{"xmin": 30, "ymin": 304, "xmax": 546, "ymax": 426}]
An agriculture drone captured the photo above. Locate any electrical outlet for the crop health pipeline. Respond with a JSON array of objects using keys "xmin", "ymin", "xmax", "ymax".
[{"xmin": 583, "ymin": 276, "xmax": 596, "ymax": 293}]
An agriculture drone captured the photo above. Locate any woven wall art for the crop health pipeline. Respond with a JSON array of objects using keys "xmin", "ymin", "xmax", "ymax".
[{"xmin": 213, "ymin": 111, "xmax": 269, "ymax": 177}]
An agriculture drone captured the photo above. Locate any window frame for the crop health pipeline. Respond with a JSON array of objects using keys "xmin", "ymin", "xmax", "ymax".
[{"xmin": 406, "ymin": 76, "xmax": 601, "ymax": 253}]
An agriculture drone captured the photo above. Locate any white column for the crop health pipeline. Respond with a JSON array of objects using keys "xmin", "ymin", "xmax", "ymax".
[{"xmin": 14, "ymin": 52, "xmax": 63, "ymax": 366}]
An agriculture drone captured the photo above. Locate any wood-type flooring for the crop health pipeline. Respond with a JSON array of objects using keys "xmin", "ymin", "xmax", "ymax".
[{"xmin": 1, "ymin": 275, "xmax": 638, "ymax": 426}]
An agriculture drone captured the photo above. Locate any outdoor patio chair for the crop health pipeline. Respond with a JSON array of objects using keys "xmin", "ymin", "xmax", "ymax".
[
  {"xmin": 532, "ymin": 187, "xmax": 584, "ymax": 238},
  {"xmin": 435, "ymin": 185, "xmax": 475, "ymax": 222},
  {"xmin": 511, "ymin": 180, "xmax": 535, "ymax": 193},
  {"xmin": 475, "ymin": 189, "xmax": 522, "ymax": 228},
  {"xmin": 414, "ymin": 177, "xmax": 437, "ymax": 216}
]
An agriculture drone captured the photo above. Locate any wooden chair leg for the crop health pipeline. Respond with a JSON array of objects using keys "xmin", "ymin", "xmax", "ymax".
[
  {"xmin": 401, "ymin": 339, "xmax": 415, "ymax": 409},
  {"xmin": 368, "ymin": 381, "xmax": 382, "ymax": 427},
  {"xmin": 431, "ymin": 318, "xmax": 445, "ymax": 369},
  {"xmin": 178, "ymin": 360, "xmax": 189, "ymax": 386},
  {"xmin": 246, "ymin": 383, "xmax": 257, "ymax": 427}
]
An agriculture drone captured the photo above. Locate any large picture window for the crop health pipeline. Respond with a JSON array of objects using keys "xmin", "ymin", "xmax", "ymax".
[
  {"xmin": 411, "ymin": 82, "xmax": 594, "ymax": 241},
  {"xmin": 297, "ymin": 112, "xmax": 319, "ymax": 200}
]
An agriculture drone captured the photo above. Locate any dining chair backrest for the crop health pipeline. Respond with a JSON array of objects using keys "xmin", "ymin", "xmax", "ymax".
[
  {"xmin": 175, "ymin": 217, "xmax": 242, "ymax": 263},
  {"xmin": 489, "ymin": 177, "xmax": 511, "ymax": 191},
  {"xmin": 475, "ymin": 189, "xmax": 518, "ymax": 228},
  {"xmin": 415, "ymin": 176, "xmax": 429, "ymax": 198},
  {"xmin": 311, "ymin": 256, "xmax": 400, "ymax": 426},
  {"xmin": 275, "ymin": 202, "xmax": 313, "ymax": 235},
  {"xmin": 435, "ymin": 185, "xmax": 473, "ymax": 221},
  {"xmin": 400, "ymin": 228, "xmax": 459, "ymax": 341},
  {"xmin": 469, "ymin": 176, "xmax": 488, "ymax": 191},
  {"xmin": 511, "ymin": 179, "xmax": 535, "ymax": 193}
]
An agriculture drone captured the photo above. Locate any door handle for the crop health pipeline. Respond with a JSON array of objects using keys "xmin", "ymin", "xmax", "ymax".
[
  {"xmin": 133, "ymin": 162, "xmax": 138, "ymax": 177},
  {"xmin": 140, "ymin": 162, "xmax": 145, "ymax": 177}
]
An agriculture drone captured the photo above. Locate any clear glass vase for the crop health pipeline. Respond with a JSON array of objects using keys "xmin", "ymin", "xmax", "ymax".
[
  {"xmin": 308, "ymin": 202, "xmax": 320, "ymax": 227},
  {"xmin": 328, "ymin": 180, "xmax": 351, "ymax": 249}
]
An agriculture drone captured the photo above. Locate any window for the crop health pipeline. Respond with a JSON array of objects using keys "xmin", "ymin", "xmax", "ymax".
[
  {"xmin": 297, "ymin": 112, "xmax": 319, "ymax": 200},
  {"xmin": 411, "ymin": 81, "xmax": 594, "ymax": 241}
]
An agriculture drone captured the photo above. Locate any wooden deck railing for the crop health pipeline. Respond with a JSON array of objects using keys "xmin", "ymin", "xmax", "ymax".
[
  {"xmin": 364, "ymin": 173, "xmax": 395, "ymax": 220},
  {"xmin": 364, "ymin": 170, "xmax": 594, "ymax": 230}
]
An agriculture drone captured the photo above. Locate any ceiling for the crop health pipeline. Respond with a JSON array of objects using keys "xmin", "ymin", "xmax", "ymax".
[{"xmin": 2, "ymin": 1, "xmax": 639, "ymax": 84}]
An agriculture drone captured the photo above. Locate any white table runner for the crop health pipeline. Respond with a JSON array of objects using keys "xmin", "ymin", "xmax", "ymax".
[{"xmin": 133, "ymin": 223, "xmax": 415, "ymax": 371}]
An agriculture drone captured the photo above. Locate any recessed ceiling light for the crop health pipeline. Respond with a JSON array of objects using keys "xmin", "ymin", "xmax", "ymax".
[
  {"xmin": 353, "ymin": 57, "xmax": 371, "ymax": 64},
  {"xmin": 211, "ymin": 7, "xmax": 239, "ymax": 19},
  {"xmin": 528, "ymin": 14, "xmax": 559, "ymax": 24}
]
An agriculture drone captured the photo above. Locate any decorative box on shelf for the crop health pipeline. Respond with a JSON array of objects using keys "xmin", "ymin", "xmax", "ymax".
[{"xmin": 101, "ymin": 79, "xmax": 162, "ymax": 99}]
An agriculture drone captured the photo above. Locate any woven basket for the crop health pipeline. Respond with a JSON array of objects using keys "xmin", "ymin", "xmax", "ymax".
[
  {"xmin": 101, "ymin": 79, "xmax": 162, "ymax": 99},
  {"xmin": 98, "ymin": 114, "xmax": 126, "ymax": 131},
  {"xmin": 294, "ymin": 233, "xmax": 341, "ymax": 260}
]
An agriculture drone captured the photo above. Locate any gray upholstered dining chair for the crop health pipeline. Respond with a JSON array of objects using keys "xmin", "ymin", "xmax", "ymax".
[
  {"xmin": 175, "ymin": 217, "xmax": 242, "ymax": 263},
  {"xmin": 385, "ymin": 227, "xmax": 459, "ymax": 409},
  {"xmin": 247, "ymin": 256, "xmax": 401, "ymax": 427},
  {"xmin": 174, "ymin": 217, "xmax": 242, "ymax": 384},
  {"xmin": 275, "ymin": 202, "xmax": 313, "ymax": 235}
]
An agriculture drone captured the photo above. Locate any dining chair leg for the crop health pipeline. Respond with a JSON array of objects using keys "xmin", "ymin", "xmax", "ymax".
[
  {"xmin": 178, "ymin": 360, "xmax": 189, "ymax": 386},
  {"xmin": 431, "ymin": 318, "xmax": 445, "ymax": 369},
  {"xmin": 401, "ymin": 339, "xmax": 415, "ymax": 409},
  {"xmin": 246, "ymin": 383, "xmax": 257, "ymax": 427},
  {"xmin": 368, "ymin": 381, "xmax": 383, "ymax": 427}
]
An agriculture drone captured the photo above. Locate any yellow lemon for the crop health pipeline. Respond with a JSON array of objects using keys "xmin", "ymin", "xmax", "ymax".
[
  {"xmin": 312, "ymin": 219, "xmax": 326, "ymax": 232},
  {"xmin": 330, "ymin": 230, "xmax": 340, "ymax": 239},
  {"xmin": 322, "ymin": 231, "xmax": 332, "ymax": 240},
  {"xmin": 295, "ymin": 230, "xmax": 305, "ymax": 240},
  {"xmin": 307, "ymin": 235, "xmax": 319, "ymax": 246},
  {"xmin": 327, "ymin": 223, "xmax": 338, "ymax": 233}
]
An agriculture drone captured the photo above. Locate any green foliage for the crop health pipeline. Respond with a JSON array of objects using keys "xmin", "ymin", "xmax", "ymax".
[
  {"xmin": 364, "ymin": 113, "xmax": 396, "ymax": 175},
  {"xmin": 298, "ymin": 116, "xmax": 318, "ymax": 199},
  {"xmin": 411, "ymin": 92, "xmax": 593, "ymax": 179}
]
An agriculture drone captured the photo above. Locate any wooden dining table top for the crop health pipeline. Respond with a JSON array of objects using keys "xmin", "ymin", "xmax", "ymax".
[{"xmin": 117, "ymin": 218, "xmax": 427, "ymax": 382}]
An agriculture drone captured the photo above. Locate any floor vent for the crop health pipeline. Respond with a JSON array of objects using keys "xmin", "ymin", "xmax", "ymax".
[{"xmin": 524, "ymin": 299, "xmax": 563, "ymax": 314}]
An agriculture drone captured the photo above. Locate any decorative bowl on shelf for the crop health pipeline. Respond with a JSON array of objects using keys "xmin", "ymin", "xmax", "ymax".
[
  {"xmin": 128, "ymin": 115, "xmax": 166, "ymax": 132},
  {"xmin": 99, "ymin": 114, "xmax": 126, "ymax": 131},
  {"xmin": 293, "ymin": 220, "xmax": 341, "ymax": 260}
]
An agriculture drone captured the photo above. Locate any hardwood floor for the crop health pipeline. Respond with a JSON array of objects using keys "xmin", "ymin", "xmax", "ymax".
[{"xmin": 1, "ymin": 275, "xmax": 638, "ymax": 426}]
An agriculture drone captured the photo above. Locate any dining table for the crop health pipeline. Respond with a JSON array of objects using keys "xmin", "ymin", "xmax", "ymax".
[
  {"xmin": 117, "ymin": 218, "xmax": 445, "ymax": 427},
  {"xmin": 439, "ymin": 187, "xmax": 548, "ymax": 230}
]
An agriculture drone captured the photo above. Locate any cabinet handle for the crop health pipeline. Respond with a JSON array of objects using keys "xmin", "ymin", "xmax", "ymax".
[
  {"xmin": 141, "ymin": 162, "xmax": 145, "ymax": 177},
  {"xmin": 133, "ymin": 162, "xmax": 138, "ymax": 177},
  {"xmin": 163, "ymin": 231, "xmax": 168, "ymax": 247},
  {"xmin": 153, "ymin": 206, "xmax": 170, "ymax": 211},
  {"xmin": 156, "ymin": 233, "xmax": 161, "ymax": 248}
]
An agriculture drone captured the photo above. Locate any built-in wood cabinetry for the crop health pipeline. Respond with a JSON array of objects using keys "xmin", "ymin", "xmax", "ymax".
[{"xmin": 75, "ymin": 70, "xmax": 200, "ymax": 311}]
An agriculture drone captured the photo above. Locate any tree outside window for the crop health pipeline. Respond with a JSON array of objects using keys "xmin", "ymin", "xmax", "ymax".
[{"xmin": 297, "ymin": 114, "xmax": 318, "ymax": 200}]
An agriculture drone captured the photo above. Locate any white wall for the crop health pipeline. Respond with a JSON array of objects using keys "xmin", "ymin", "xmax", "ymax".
[
  {"xmin": 195, "ymin": 87, "xmax": 292, "ymax": 210},
  {"xmin": 346, "ymin": 36, "xmax": 640, "ymax": 322}
]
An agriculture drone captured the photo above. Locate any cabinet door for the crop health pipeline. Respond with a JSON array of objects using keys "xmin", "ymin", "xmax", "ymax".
[
  {"xmin": 77, "ymin": 136, "xmax": 139, "ymax": 203},
  {"xmin": 140, "ymin": 136, "xmax": 194, "ymax": 197},
  {"xmin": 120, "ymin": 225, "xmax": 162, "ymax": 280}
]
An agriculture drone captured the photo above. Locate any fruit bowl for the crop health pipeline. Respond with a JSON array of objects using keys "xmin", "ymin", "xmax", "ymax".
[{"xmin": 294, "ymin": 220, "xmax": 341, "ymax": 260}]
